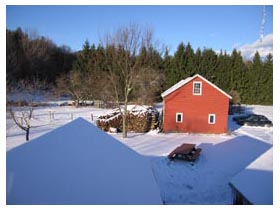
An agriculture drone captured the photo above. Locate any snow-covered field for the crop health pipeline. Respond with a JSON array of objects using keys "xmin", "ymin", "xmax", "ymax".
[{"xmin": 6, "ymin": 103, "xmax": 273, "ymax": 204}]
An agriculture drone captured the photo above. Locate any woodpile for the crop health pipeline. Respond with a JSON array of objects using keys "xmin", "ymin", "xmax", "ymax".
[{"xmin": 96, "ymin": 105, "xmax": 159, "ymax": 133}]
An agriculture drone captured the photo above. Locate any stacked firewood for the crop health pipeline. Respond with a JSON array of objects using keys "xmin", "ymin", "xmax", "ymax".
[{"xmin": 96, "ymin": 106, "xmax": 159, "ymax": 133}]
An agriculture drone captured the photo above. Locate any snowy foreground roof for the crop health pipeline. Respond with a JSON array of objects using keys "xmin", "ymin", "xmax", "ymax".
[
  {"xmin": 230, "ymin": 148, "xmax": 273, "ymax": 205},
  {"xmin": 6, "ymin": 118, "xmax": 162, "ymax": 205}
]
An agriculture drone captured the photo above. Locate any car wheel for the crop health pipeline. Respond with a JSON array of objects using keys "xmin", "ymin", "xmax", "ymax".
[
  {"xmin": 244, "ymin": 122, "xmax": 248, "ymax": 126},
  {"xmin": 265, "ymin": 124, "xmax": 271, "ymax": 128}
]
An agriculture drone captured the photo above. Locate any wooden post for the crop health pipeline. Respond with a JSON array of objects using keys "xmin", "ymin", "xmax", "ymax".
[{"xmin": 91, "ymin": 113, "xmax": 93, "ymax": 121}]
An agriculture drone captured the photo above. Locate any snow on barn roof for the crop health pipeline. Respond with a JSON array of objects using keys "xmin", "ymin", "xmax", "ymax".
[
  {"xmin": 161, "ymin": 74, "xmax": 232, "ymax": 99},
  {"xmin": 229, "ymin": 148, "xmax": 273, "ymax": 205},
  {"xmin": 6, "ymin": 118, "xmax": 162, "ymax": 205}
]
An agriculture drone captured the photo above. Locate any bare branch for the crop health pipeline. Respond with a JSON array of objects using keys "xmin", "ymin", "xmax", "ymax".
[{"xmin": 101, "ymin": 23, "xmax": 157, "ymax": 138}]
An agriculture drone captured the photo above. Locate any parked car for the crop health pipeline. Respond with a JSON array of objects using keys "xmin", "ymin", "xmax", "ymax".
[
  {"xmin": 236, "ymin": 114, "xmax": 273, "ymax": 127},
  {"xmin": 232, "ymin": 114, "xmax": 251, "ymax": 122}
]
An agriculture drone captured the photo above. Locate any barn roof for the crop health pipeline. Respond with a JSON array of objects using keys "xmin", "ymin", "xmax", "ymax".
[
  {"xmin": 229, "ymin": 148, "xmax": 273, "ymax": 205},
  {"xmin": 161, "ymin": 74, "xmax": 232, "ymax": 99},
  {"xmin": 6, "ymin": 118, "xmax": 162, "ymax": 204}
]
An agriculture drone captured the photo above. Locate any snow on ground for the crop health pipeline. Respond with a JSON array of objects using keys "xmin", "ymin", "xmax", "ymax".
[
  {"xmin": 6, "ymin": 106, "xmax": 108, "ymax": 151},
  {"xmin": 6, "ymin": 103, "xmax": 273, "ymax": 204},
  {"xmin": 110, "ymin": 132, "xmax": 271, "ymax": 204}
]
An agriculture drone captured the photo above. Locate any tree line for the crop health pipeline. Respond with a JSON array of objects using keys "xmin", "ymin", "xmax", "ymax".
[
  {"xmin": 6, "ymin": 28, "xmax": 75, "ymax": 87},
  {"xmin": 7, "ymin": 26, "xmax": 273, "ymax": 106}
]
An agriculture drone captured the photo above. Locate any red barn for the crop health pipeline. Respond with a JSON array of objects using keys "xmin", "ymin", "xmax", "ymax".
[{"xmin": 161, "ymin": 74, "xmax": 232, "ymax": 134}]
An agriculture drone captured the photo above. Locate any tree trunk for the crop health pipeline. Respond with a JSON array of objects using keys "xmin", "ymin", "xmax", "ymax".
[
  {"xmin": 26, "ymin": 127, "xmax": 30, "ymax": 141},
  {"xmin": 76, "ymin": 98, "xmax": 80, "ymax": 107},
  {"xmin": 122, "ymin": 106, "xmax": 127, "ymax": 138}
]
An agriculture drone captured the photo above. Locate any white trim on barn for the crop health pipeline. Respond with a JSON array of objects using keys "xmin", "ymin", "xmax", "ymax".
[
  {"xmin": 193, "ymin": 81, "xmax": 202, "ymax": 95},
  {"xmin": 161, "ymin": 74, "xmax": 232, "ymax": 99},
  {"xmin": 176, "ymin": 112, "xmax": 183, "ymax": 123},
  {"xmin": 208, "ymin": 114, "xmax": 216, "ymax": 124}
]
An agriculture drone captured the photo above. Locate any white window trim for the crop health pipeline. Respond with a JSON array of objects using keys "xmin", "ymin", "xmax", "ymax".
[
  {"xmin": 208, "ymin": 114, "xmax": 216, "ymax": 124},
  {"xmin": 176, "ymin": 113, "xmax": 183, "ymax": 123},
  {"xmin": 193, "ymin": 81, "xmax": 202, "ymax": 95}
]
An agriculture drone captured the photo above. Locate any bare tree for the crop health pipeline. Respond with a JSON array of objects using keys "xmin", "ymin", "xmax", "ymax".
[
  {"xmin": 7, "ymin": 78, "xmax": 44, "ymax": 141},
  {"xmin": 9, "ymin": 107, "xmax": 33, "ymax": 141},
  {"xmin": 135, "ymin": 67, "xmax": 164, "ymax": 105},
  {"xmin": 55, "ymin": 71, "xmax": 89, "ymax": 107},
  {"xmin": 103, "ymin": 23, "xmax": 156, "ymax": 138}
]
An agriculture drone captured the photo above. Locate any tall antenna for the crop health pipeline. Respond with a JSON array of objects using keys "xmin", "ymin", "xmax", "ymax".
[{"xmin": 260, "ymin": 6, "xmax": 266, "ymax": 42}]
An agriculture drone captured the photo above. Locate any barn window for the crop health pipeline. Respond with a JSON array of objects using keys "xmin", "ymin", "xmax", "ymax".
[
  {"xmin": 193, "ymin": 82, "xmax": 202, "ymax": 95},
  {"xmin": 208, "ymin": 114, "xmax": 216, "ymax": 124},
  {"xmin": 176, "ymin": 113, "xmax": 183, "ymax": 123}
]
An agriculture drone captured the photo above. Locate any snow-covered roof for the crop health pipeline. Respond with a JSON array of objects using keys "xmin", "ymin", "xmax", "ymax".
[
  {"xmin": 229, "ymin": 148, "xmax": 273, "ymax": 205},
  {"xmin": 161, "ymin": 74, "xmax": 232, "ymax": 99},
  {"xmin": 6, "ymin": 118, "xmax": 162, "ymax": 204}
]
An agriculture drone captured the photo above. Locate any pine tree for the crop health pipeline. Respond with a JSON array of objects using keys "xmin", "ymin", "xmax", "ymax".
[
  {"xmin": 262, "ymin": 53, "xmax": 273, "ymax": 104},
  {"xmin": 199, "ymin": 48, "xmax": 218, "ymax": 79},
  {"xmin": 229, "ymin": 49, "xmax": 245, "ymax": 103},
  {"xmin": 67, "ymin": 40, "xmax": 95, "ymax": 105},
  {"xmin": 163, "ymin": 48, "xmax": 174, "ymax": 89},
  {"xmin": 172, "ymin": 42, "xmax": 186, "ymax": 82},
  {"xmin": 251, "ymin": 51, "xmax": 263, "ymax": 104},
  {"xmin": 215, "ymin": 51, "xmax": 231, "ymax": 93},
  {"xmin": 185, "ymin": 42, "xmax": 195, "ymax": 77},
  {"xmin": 194, "ymin": 48, "xmax": 202, "ymax": 73}
]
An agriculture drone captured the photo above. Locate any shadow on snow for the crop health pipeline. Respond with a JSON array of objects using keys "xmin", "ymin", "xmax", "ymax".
[{"xmin": 146, "ymin": 135, "xmax": 272, "ymax": 204}]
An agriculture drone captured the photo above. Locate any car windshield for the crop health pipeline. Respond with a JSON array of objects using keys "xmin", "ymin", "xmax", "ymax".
[
  {"xmin": 246, "ymin": 115, "xmax": 257, "ymax": 121},
  {"xmin": 259, "ymin": 116, "xmax": 268, "ymax": 121}
]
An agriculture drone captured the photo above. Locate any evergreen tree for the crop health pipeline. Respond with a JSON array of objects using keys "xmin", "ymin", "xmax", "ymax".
[
  {"xmin": 72, "ymin": 40, "xmax": 91, "ymax": 74},
  {"xmin": 229, "ymin": 49, "xmax": 245, "ymax": 103},
  {"xmin": 194, "ymin": 48, "xmax": 202, "ymax": 73},
  {"xmin": 251, "ymin": 51, "xmax": 263, "ymax": 104},
  {"xmin": 172, "ymin": 42, "xmax": 186, "ymax": 82},
  {"xmin": 163, "ymin": 48, "xmax": 174, "ymax": 89},
  {"xmin": 215, "ymin": 51, "xmax": 231, "ymax": 92},
  {"xmin": 185, "ymin": 42, "xmax": 195, "ymax": 77},
  {"xmin": 262, "ymin": 53, "xmax": 273, "ymax": 104},
  {"xmin": 199, "ymin": 48, "xmax": 218, "ymax": 79},
  {"xmin": 68, "ymin": 40, "xmax": 95, "ymax": 104}
]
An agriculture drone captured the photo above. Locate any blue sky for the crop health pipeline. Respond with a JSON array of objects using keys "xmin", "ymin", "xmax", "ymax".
[{"xmin": 6, "ymin": 5, "xmax": 273, "ymax": 58}]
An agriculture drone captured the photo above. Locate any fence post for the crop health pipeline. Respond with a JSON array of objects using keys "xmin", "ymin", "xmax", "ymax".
[{"xmin": 91, "ymin": 113, "xmax": 93, "ymax": 121}]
